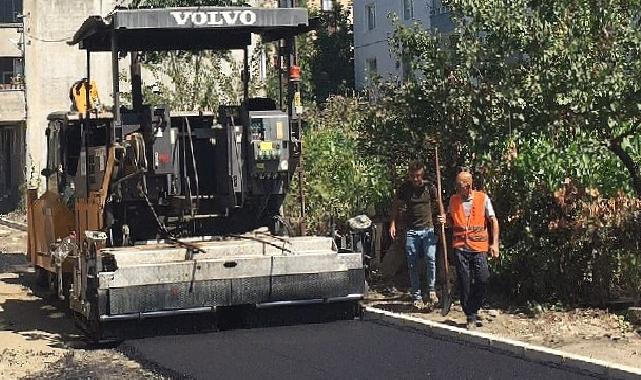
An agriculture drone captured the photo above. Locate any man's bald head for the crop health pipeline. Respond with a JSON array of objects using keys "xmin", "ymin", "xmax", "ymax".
[
  {"xmin": 456, "ymin": 171, "xmax": 473, "ymax": 183},
  {"xmin": 455, "ymin": 171, "xmax": 473, "ymax": 198}
]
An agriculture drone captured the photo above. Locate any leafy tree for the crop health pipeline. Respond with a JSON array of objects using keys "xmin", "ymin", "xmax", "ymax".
[
  {"xmin": 135, "ymin": 47, "xmax": 267, "ymax": 111},
  {"xmin": 390, "ymin": 0, "xmax": 641, "ymax": 197},
  {"xmin": 299, "ymin": 3, "xmax": 355, "ymax": 104},
  {"xmin": 122, "ymin": 0, "xmax": 270, "ymax": 111},
  {"xmin": 350, "ymin": 0, "xmax": 641, "ymax": 303}
]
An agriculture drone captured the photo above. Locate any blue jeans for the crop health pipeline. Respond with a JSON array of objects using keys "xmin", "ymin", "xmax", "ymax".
[{"xmin": 405, "ymin": 228, "xmax": 437, "ymax": 299}]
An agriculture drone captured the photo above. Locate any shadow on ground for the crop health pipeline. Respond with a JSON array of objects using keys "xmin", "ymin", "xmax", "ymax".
[{"xmin": 0, "ymin": 256, "xmax": 85, "ymax": 349}]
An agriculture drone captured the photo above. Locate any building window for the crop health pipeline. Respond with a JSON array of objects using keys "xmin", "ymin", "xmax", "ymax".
[
  {"xmin": 0, "ymin": 57, "xmax": 23, "ymax": 85},
  {"xmin": 321, "ymin": 0, "xmax": 334, "ymax": 11},
  {"xmin": 0, "ymin": 0, "xmax": 22, "ymax": 23},
  {"xmin": 366, "ymin": 58, "xmax": 377, "ymax": 75},
  {"xmin": 403, "ymin": 0, "xmax": 414, "ymax": 20},
  {"xmin": 431, "ymin": 0, "xmax": 447, "ymax": 15},
  {"xmin": 367, "ymin": 4, "xmax": 376, "ymax": 30}
]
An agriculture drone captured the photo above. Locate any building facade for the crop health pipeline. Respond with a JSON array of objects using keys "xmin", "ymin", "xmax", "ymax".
[
  {"xmin": 23, "ymin": 0, "xmax": 118, "ymax": 195},
  {"xmin": 0, "ymin": 0, "xmax": 26, "ymax": 211},
  {"xmin": 0, "ymin": 0, "xmax": 118, "ymax": 207},
  {"xmin": 353, "ymin": 0, "xmax": 452, "ymax": 89},
  {"xmin": 430, "ymin": 0, "xmax": 453, "ymax": 33},
  {"xmin": 306, "ymin": 0, "xmax": 352, "ymax": 11}
]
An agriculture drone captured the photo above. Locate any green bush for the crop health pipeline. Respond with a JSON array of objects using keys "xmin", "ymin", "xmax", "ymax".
[{"xmin": 284, "ymin": 96, "xmax": 392, "ymax": 234}]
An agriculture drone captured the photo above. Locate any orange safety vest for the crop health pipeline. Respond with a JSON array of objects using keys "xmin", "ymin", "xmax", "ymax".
[{"xmin": 450, "ymin": 191, "xmax": 489, "ymax": 253}]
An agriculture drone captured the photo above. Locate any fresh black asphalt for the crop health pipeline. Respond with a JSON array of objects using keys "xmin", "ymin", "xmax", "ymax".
[{"xmin": 121, "ymin": 319, "xmax": 596, "ymax": 380}]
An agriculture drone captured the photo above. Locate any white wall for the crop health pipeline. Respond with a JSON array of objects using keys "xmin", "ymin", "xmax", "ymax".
[
  {"xmin": 23, "ymin": 0, "xmax": 118, "ymax": 190},
  {"xmin": 353, "ymin": 0, "xmax": 431, "ymax": 89},
  {"xmin": 0, "ymin": 25, "xmax": 22, "ymax": 57},
  {"xmin": 0, "ymin": 90, "xmax": 25, "ymax": 121}
]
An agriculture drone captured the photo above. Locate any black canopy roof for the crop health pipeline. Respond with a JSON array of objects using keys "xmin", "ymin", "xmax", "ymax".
[{"xmin": 70, "ymin": 7, "xmax": 309, "ymax": 52}]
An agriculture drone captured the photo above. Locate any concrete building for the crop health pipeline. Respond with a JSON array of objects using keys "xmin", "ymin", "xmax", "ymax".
[
  {"xmin": 306, "ymin": 0, "xmax": 352, "ymax": 11},
  {"xmin": 353, "ymin": 0, "xmax": 452, "ymax": 89},
  {"xmin": 22, "ymin": 0, "xmax": 118, "ymax": 195},
  {"xmin": 430, "ymin": 0, "xmax": 453, "ymax": 33},
  {"xmin": 0, "ymin": 1, "xmax": 119, "ymax": 208},
  {"xmin": 0, "ymin": 0, "xmax": 26, "ymax": 211}
]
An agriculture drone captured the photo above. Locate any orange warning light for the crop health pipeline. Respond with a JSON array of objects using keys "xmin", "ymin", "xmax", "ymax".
[{"xmin": 289, "ymin": 65, "xmax": 301, "ymax": 82}]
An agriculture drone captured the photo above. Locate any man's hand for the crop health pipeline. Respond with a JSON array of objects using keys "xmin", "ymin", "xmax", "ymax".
[
  {"xmin": 488, "ymin": 216, "xmax": 500, "ymax": 259},
  {"xmin": 389, "ymin": 199, "xmax": 400, "ymax": 240},
  {"xmin": 489, "ymin": 243, "xmax": 500, "ymax": 258},
  {"xmin": 436, "ymin": 214, "xmax": 447, "ymax": 225}
]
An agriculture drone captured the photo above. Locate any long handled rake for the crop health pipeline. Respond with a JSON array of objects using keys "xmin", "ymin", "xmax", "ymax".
[{"xmin": 435, "ymin": 146, "xmax": 452, "ymax": 316}]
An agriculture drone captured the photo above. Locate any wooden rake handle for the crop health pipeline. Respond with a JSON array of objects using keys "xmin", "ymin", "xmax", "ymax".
[{"xmin": 434, "ymin": 147, "xmax": 450, "ymax": 292}]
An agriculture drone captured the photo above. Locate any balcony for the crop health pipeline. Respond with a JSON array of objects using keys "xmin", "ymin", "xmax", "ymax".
[{"xmin": 0, "ymin": 85, "xmax": 25, "ymax": 121}]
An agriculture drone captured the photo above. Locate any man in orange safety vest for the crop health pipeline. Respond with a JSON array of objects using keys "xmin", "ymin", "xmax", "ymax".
[{"xmin": 438, "ymin": 171, "xmax": 500, "ymax": 330}]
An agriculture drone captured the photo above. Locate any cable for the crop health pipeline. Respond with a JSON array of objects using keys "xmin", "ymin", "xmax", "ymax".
[
  {"xmin": 140, "ymin": 177, "xmax": 166, "ymax": 232},
  {"xmin": 185, "ymin": 117, "xmax": 200, "ymax": 211},
  {"xmin": 111, "ymin": 168, "xmax": 143, "ymax": 186},
  {"xmin": 24, "ymin": 31, "xmax": 73, "ymax": 43},
  {"xmin": 181, "ymin": 118, "xmax": 194, "ymax": 217},
  {"xmin": 139, "ymin": 184, "xmax": 204, "ymax": 254},
  {"xmin": 225, "ymin": 233, "xmax": 292, "ymax": 253},
  {"xmin": 230, "ymin": 112, "xmax": 245, "ymax": 207},
  {"xmin": 256, "ymin": 194, "xmax": 271, "ymax": 221},
  {"xmin": 131, "ymin": 132, "xmax": 148, "ymax": 170},
  {"xmin": 254, "ymin": 230, "xmax": 291, "ymax": 244},
  {"xmin": 133, "ymin": 137, "xmax": 175, "ymax": 245}
]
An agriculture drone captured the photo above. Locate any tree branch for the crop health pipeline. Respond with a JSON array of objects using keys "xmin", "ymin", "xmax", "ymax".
[
  {"xmin": 608, "ymin": 139, "xmax": 641, "ymax": 198},
  {"xmin": 612, "ymin": 123, "xmax": 641, "ymax": 144}
]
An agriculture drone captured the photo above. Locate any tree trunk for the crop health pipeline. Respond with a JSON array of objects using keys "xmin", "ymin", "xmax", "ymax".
[{"xmin": 609, "ymin": 139, "xmax": 641, "ymax": 197}]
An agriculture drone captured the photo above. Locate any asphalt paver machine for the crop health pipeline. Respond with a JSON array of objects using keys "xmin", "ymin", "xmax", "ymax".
[{"xmin": 27, "ymin": 6, "xmax": 366, "ymax": 341}]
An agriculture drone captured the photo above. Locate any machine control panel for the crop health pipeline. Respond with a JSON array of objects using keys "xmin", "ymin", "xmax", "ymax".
[
  {"xmin": 248, "ymin": 111, "xmax": 290, "ymax": 177},
  {"xmin": 254, "ymin": 140, "xmax": 283, "ymax": 161}
]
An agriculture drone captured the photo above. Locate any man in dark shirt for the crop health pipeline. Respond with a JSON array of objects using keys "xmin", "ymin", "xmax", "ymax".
[{"xmin": 389, "ymin": 161, "xmax": 438, "ymax": 309}]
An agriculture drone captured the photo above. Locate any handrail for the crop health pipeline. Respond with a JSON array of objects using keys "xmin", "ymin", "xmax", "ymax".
[{"xmin": 0, "ymin": 83, "xmax": 25, "ymax": 90}]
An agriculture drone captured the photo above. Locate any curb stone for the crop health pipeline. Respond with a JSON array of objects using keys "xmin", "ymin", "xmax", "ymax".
[
  {"xmin": 364, "ymin": 306, "xmax": 641, "ymax": 379},
  {"xmin": 0, "ymin": 217, "xmax": 27, "ymax": 232}
]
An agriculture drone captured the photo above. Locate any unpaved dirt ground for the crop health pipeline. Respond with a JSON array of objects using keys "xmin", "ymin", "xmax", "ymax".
[
  {"xmin": 367, "ymin": 286, "xmax": 641, "ymax": 370},
  {"xmin": 1, "ymin": 211, "xmax": 27, "ymax": 225},
  {"xmin": 0, "ymin": 221, "xmax": 26, "ymax": 255},
  {"xmin": 0, "ymin": 223, "xmax": 163, "ymax": 379}
]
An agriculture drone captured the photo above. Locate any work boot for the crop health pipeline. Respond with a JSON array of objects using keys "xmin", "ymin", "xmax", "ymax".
[
  {"xmin": 474, "ymin": 314, "xmax": 483, "ymax": 327},
  {"xmin": 410, "ymin": 290, "xmax": 425, "ymax": 310},
  {"xmin": 466, "ymin": 315, "xmax": 477, "ymax": 330},
  {"xmin": 412, "ymin": 297, "xmax": 426, "ymax": 310}
]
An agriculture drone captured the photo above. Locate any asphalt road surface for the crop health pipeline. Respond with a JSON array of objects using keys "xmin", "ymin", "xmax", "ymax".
[{"xmin": 121, "ymin": 318, "xmax": 596, "ymax": 380}]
